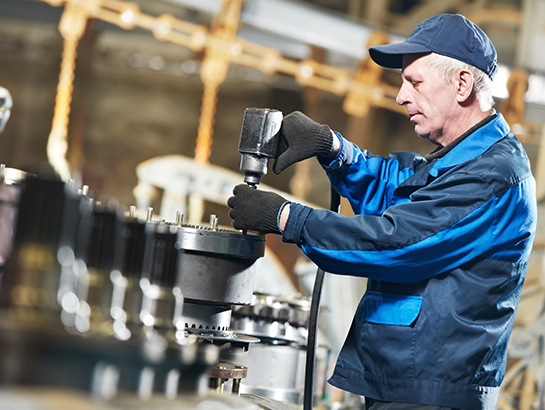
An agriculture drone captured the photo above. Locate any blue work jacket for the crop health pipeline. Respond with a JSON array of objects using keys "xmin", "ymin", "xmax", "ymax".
[{"xmin": 281, "ymin": 114, "xmax": 537, "ymax": 410}]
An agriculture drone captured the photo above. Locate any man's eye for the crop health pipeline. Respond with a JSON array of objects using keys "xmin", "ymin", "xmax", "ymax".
[{"xmin": 412, "ymin": 81, "xmax": 421, "ymax": 88}]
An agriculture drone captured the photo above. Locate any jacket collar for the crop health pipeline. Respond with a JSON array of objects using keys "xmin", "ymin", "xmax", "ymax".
[{"xmin": 429, "ymin": 113, "xmax": 510, "ymax": 177}]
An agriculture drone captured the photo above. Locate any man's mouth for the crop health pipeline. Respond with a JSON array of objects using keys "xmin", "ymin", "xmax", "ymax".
[{"xmin": 408, "ymin": 112, "xmax": 421, "ymax": 122}]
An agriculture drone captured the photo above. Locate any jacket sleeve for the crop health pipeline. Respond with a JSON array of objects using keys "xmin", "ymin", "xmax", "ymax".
[
  {"xmin": 320, "ymin": 134, "xmax": 427, "ymax": 215},
  {"xmin": 281, "ymin": 170, "xmax": 536, "ymax": 284}
]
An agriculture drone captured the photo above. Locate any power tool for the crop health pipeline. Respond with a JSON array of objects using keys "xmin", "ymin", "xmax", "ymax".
[{"xmin": 237, "ymin": 107, "xmax": 283, "ymax": 187}]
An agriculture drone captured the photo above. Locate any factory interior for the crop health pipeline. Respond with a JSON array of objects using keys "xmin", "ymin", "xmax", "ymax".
[{"xmin": 0, "ymin": 0, "xmax": 544, "ymax": 409}]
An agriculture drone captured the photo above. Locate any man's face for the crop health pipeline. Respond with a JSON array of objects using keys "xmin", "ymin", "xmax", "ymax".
[{"xmin": 396, "ymin": 53, "xmax": 458, "ymax": 147}]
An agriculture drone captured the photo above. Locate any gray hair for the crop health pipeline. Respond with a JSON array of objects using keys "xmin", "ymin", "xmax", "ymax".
[{"xmin": 427, "ymin": 53, "xmax": 494, "ymax": 112}]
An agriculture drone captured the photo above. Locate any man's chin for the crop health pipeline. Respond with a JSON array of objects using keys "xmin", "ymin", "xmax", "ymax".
[{"xmin": 414, "ymin": 129, "xmax": 429, "ymax": 140}]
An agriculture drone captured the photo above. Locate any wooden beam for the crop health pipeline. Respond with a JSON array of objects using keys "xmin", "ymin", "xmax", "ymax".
[
  {"xmin": 394, "ymin": 0, "xmax": 466, "ymax": 34},
  {"xmin": 364, "ymin": 0, "xmax": 390, "ymax": 24}
]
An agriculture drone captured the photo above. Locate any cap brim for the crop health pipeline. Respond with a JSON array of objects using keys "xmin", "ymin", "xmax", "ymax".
[{"xmin": 369, "ymin": 42, "xmax": 431, "ymax": 69}]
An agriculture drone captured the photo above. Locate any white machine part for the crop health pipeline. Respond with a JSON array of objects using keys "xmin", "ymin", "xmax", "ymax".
[{"xmin": 0, "ymin": 86, "xmax": 12, "ymax": 135}]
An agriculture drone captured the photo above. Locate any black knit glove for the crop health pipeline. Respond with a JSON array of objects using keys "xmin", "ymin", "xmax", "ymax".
[
  {"xmin": 227, "ymin": 184, "xmax": 289, "ymax": 234},
  {"xmin": 272, "ymin": 111, "xmax": 333, "ymax": 175}
]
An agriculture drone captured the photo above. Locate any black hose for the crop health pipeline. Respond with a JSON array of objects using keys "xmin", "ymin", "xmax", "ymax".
[{"xmin": 303, "ymin": 186, "xmax": 341, "ymax": 410}]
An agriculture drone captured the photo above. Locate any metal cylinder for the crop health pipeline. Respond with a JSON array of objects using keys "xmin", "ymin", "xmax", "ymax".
[
  {"xmin": 74, "ymin": 203, "xmax": 121, "ymax": 334},
  {"xmin": 238, "ymin": 108, "xmax": 283, "ymax": 185},
  {"xmin": 239, "ymin": 153, "xmax": 269, "ymax": 186},
  {"xmin": 182, "ymin": 302, "xmax": 232, "ymax": 331},
  {"xmin": 238, "ymin": 108, "xmax": 283, "ymax": 158},
  {"xmin": 176, "ymin": 226, "xmax": 265, "ymax": 306},
  {"xmin": 139, "ymin": 223, "xmax": 183, "ymax": 335},
  {"xmin": 110, "ymin": 216, "xmax": 147, "ymax": 338},
  {"xmin": 0, "ymin": 175, "xmax": 66, "ymax": 315},
  {"xmin": 0, "ymin": 174, "xmax": 22, "ymax": 265},
  {"xmin": 230, "ymin": 293, "xmax": 331, "ymax": 405}
]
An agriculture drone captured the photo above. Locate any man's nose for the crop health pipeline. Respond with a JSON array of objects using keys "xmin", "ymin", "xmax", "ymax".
[{"xmin": 396, "ymin": 84, "xmax": 410, "ymax": 106}]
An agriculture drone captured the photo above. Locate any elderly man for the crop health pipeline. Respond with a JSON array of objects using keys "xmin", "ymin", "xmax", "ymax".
[{"xmin": 228, "ymin": 14, "xmax": 536, "ymax": 410}]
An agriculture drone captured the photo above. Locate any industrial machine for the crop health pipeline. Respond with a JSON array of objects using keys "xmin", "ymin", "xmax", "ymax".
[
  {"xmin": 231, "ymin": 292, "xmax": 330, "ymax": 404},
  {"xmin": 0, "ymin": 168, "xmax": 273, "ymax": 409},
  {"xmin": 0, "ymin": 102, "xmax": 351, "ymax": 410}
]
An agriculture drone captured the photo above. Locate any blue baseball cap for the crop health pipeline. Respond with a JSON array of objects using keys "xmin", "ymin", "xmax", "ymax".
[{"xmin": 369, "ymin": 14, "xmax": 498, "ymax": 79}]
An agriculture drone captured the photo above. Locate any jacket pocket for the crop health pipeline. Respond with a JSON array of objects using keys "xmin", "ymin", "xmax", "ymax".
[{"xmin": 361, "ymin": 291, "xmax": 423, "ymax": 326}]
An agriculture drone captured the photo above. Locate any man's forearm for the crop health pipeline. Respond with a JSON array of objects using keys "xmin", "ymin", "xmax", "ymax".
[
  {"xmin": 321, "ymin": 130, "xmax": 341, "ymax": 162},
  {"xmin": 279, "ymin": 202, "xmax": 290, "ymax": 232}
]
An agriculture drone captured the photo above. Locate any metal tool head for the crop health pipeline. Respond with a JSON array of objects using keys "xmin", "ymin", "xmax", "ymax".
[{"xmin": 238, "ymin": 108, "xmax": 283, "ymax": 186}]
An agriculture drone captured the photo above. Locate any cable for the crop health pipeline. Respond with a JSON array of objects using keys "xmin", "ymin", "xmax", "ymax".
[{"xmin": 303, "ymin": 186, "xmax": 341, "ymax": 410}]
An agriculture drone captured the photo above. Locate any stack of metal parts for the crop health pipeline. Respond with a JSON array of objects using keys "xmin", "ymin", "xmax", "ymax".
[
  {"xmin": 0, "ymin": 170, "xmax": 269, "ymax": 409},
  {"xmin": 231, "ymin": 293, "xmax": 330, "ymax": 405}
]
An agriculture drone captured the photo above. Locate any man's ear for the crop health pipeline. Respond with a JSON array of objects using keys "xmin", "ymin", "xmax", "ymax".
[{"xmin": 456, "ymin": 69, "xmax": 474, "ymax": 103}]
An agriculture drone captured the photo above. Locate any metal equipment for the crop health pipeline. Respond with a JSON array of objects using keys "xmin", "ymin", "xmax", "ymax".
[
  {"xmin": 0, "ymin": 87, "xmax": 12, "ymax": 135},
  {"xmin": 0, "ymin": 170, "xmax": 270, "ymax": 409},
  {"xmin": 0, "ymin": 102, "xmax": 339, "ymax": 409},
  {"xmin": 231, "ymin": 293, "xmax": 332, "ymax": 404},
  {"xmin": 238, "ymin": 108, "xmax": 283, "ymax": 187},
  {"xmin": 173, "ymin": 219, "xmax": 265, "ymax": 395},
  {"xmin": 0, "ymin": 165, "xmax": 26, "ymax": 267},
  {"xmin": 177, "ymin": 222, "xmax": 265, "ymax": 339}
]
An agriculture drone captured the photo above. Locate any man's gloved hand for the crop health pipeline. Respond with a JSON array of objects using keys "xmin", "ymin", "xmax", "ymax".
[
  {"xmin": 273, "ymin": 111, "xmax": 333, "ymax": 175},
  {"xmin": 227, "ymin": 184, "xmax": 289, "ymax": 234}
]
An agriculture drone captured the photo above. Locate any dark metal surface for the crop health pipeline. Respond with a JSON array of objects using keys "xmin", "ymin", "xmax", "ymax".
[
  {"xmin": 178, "ymin": 251, "xmax": 258, "ymax": 305},
  {"xmin": 0, "ymin": 175, "xmax": 66, "ymax": 312},
  {"xmin": 177, "ymin": 225, "xmax": 265, "ymax": 258},
  {"xmin": 176, "ymin": 226, "xmax": 265, "ymax": 305},
  {"xmin": 143, "ymin": 224, "xmax": 179, "ymax": 288},
  {"xmin": 238, "ymin": 108, "xmax": 283, "ymax": 186},
  {"xmin": 0, "ymin": 182, "xmax": 20, "ymax": 265},
  {"xmin": 183, "ymin": 302, "xmax": 233, "ymax": 330},
  {"xmin": 117, "ymin": 217, "xmax": 147, "ymax": 279},
  {"xmin": 238, "ymin": 108, "xmax": 282, "ymax": 158},
  {"xmin": 87, "ymin": 205, "xmax": 119, "ymax": 272}
]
